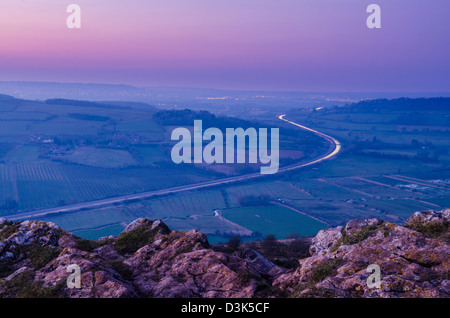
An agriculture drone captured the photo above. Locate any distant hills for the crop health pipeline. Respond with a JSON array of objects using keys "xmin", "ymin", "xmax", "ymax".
[
  {"xmin": 0, "ymin": 94, "xmax": 16, "ymax": 101},
  {"xmin": 2, "ymin": 81, "xmax": 449, "ymax": 115},
  {"xmin": 45, "ymin": 99, "xmax": 133, "ymax": 110},
  {"xmin": 347, "ymin": 97, "xmax": 450, "ymax": 112}
]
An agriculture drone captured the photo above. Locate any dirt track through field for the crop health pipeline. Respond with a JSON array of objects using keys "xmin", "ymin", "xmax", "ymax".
[{"xmin": 384, "ymin": 175, "xmax": 449, "ymax": 190}]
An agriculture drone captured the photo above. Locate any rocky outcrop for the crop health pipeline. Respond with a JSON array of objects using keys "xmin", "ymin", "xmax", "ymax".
[
  {"xmin": 0, "ymin": 217, "xmax": 282, "ymax": 298},
  {"xmin": 273, "ymin": 209, "xmax": 449, "ymax": 298},
  {"xmin": 0, "ymin": 209, "xmax": 448, "ymax": 298}
]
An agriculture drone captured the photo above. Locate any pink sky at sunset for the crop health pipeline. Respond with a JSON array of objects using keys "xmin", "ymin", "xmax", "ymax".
[{"xmin": 0, "ymin": 0, "xmax": 449, "ymax": 91}]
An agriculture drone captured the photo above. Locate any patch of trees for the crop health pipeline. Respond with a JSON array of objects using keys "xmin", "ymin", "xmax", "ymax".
[
  {"xmin": 0, "ymin": 94, "xmax": 16, "ymax": 101},
  {"xmin": 68, "ymin": 113, "xmax": 110, "ymax": 122},
  {"xmin": 415, "ymin": 149, "xmax": 448, "ymax": 162},
  {"xmin": 45, "ymin": 99, "xmax": 130, "ymax": 110},
  {"xmin": 153, "ymin": 109, "xmax": 258, "ymax": 130},
  {"xmin": 348, "ymin": 97, "xmax": 450, "ymax": 113},
  {"xmin": 350, "ymin": 137, "xmax": 436, "ymax": 152},
  {"xmin": 238, "ymin": 194, "xmax": 272, "ymax": 207},
  {"xmin": 245, "ymin": 234, "xmax": 312, "ymax": 269},
  {"xmin": 214, "ymin": 233, "xmax": 312, "ymax": 269},
  {"xmin": 289, "ymin": 97, "xmax": 450, "ymax": 116},
  {"xmin": 356, "ymin": 151, "xmax": 411, "ymax": 161},
  {"xmin": 350, "ymin": 138, "xmax": 407, "ymax": 152},
  {"xmin": 226, "ymin": 236, "xmax": 241, "ymax": 250}
]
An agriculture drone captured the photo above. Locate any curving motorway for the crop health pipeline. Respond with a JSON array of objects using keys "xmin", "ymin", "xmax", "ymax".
[
  {"xmin": 277, "ymin": 114, "xmax": 341, "ymax": 171},
  {"xmin": 4, "ymin": 115, "xmax": 341, "ymax": 221}
]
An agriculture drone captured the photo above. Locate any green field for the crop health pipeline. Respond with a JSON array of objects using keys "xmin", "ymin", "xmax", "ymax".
[
  {"xmin": 132, "ymin": 145, "xmax": 169, "ymax": 166},
  {"xmin": 61, "ymin": 147, "xmax": 138, "ymax": 168},
  {"xmin": 37, "ymin": 189, "xmax": 240, "ymax": 242},
  {"xmin": 221, "ymin": 205, "xmax": 327, "ymax": 238},
  {"xmin": 73, "ymin": 224, "xmax": 128, "ymax": 240},
  {"xmin": 5, "ymin": 146, "xmax": 46, "ymax": 163},
  {"xmin": 147, "ymin": 190, "xmax": 227, "ymax": 219},
  {"xmin": 292, "ymin": 178, "xmax": 370, "ymax": 200},
  {"xmin": 224, "ymin": 180, "xmax": 313, "ymax": 206},
  {"xmin": 425, "ymin": 196, "xmax": 450, "ymax": 207},
  {"xmin": 40, "ymin": 208, "xmax": 131, "ymax": 236},
  {"xmin": 0, "ymin": 162, "xmax": 212, "ymax": 212},
  {"xmin": 363, "ymin": 199, "xmax": 438, "ymax": 219}
]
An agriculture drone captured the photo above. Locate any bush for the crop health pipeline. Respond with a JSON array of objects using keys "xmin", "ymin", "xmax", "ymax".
[
  {"xmin": 226, "ymin": 236, "xmax": 241, "ymax": 250},
  {"xmin": 0, "ymin": 222, "xmax": 20, "ymax": 240},
  {"xmin": 75, "ymin": 238, "xmax": 100, "ymax": 252},
  {"xmin": 27, "ymin": 246, "xmax": 61, "ymax": 270},
  {"xmin": 330, "ymin": 224, "xmax": 382, "ymax": 252},
  {"xmin": 240, "ymin": 236, "xmax": 311, "ymax": 269},
  {"xmin": 309, "ymin": 258, "xmax": 344, "ymax": 284},
  {"xmin": 103, "ymin": 260, "xmax": 134, "ymax": 281},
  {"xmin": 0, "ymin": 270, "xmax": 65, "ymax": 298},
  {"xmin": 405, "ymin": 217, "xmax": 449, "ymax": 242},
  {"xmin": 114, "ymin": 225, "xmax": 159, "ymax": 255}
]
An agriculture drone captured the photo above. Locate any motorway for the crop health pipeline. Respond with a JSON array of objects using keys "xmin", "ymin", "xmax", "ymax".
[{"xmin": 3, "ymin": 115, "xmax": 341, "ymax": 221}]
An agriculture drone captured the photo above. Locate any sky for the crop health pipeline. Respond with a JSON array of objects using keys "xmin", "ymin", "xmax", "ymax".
[{"xmin": 0, "ymin": 0, "xmax": 449, "ymax": 92}]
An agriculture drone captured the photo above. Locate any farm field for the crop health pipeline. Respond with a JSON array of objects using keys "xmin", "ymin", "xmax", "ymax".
[
  {"xmin": 223, "ymin": 180, "xmax": 313, "ymax": 206},
  {"xmin": 4, "ymin": 148, "xmax": 448, "ymax": 242},
  {"xmin": 283, "ymin": 199, "xmax": 399, "ymax": 225},
  {"xmin": 40, "ymin": 207, "xmax": 132, "ymax": 238},
  {"xmin": 34, "ymin": 160, "xmax": 450, "ymax": 243},
  {"xmin": 0, "ymin": 162, "xmax": 212, "ymax": 212},
  {"xmin": 36, "ymin": 189, "xmax": 241, "ymax": 243},
  {"xmin": 60, "ymin": 147, "xmax": 139, "ymax": 168},
  {"xmin": 221, "ymin": 206, "xmax": 327, "ymax": 239},
  {"xmin": 131, "ymin": 145, "xmax": 169, "ymax": 166},
  {"xmin": 362, "ymin": 198, "xmax": 440, "ymax": 219},
  {"xmin": 5, "ymin": 145, "xmax": 46, "ymax": 163},
  {"xmin": 73, "ymin": 224, "xmax": 129, "ymax": 240},
  {"xmin": 425, "ymin": 196, "xmax": 450, "ymax": 207},
  {"xmin": 0, "ymin": 95, "xmax": 449, "ymax": 244}
]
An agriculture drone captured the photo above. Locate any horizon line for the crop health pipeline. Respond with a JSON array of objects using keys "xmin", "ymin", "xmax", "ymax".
[{"xmin": 1, "ymin": 80, "xmax": 449, "ymax": 95}]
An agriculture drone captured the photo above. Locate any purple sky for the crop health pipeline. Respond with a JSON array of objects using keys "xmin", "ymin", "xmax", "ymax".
[{"xmin": 0, "ymin": 0, "xmax": 449, "ymax": 92}]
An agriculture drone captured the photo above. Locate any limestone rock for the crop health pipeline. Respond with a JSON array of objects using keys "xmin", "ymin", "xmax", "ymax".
[
  {"xmin": 309, "ymin": 226, "xmax": 343, "ymax": 256},
  {"xmin": 0, "ymin": 209, "xmax": 449, "ymax": 298},
  {"xmin": 274, "ymin": 209, "xmax": 450, "ymax": 298}
]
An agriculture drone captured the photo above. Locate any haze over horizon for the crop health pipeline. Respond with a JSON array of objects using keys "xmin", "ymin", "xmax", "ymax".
[
  {"xmin": 0, "ymin": 0, "xmax": 449, "ymax": 92},
  {"xmin": 3, "ymin": 79, "xmax": 450, "ymax": 91}
]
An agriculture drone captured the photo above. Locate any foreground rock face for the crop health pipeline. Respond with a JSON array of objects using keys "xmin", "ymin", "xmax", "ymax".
[
  {"xmin": 0, "ymin": 210, "xmax": 448, "ymax": 298},
  {"xmin": 0, "ymin": 217, "xmax": 283, "ymax": 298},
  {"xmin": 274, "ymin": 209, "xmax": 449, "ymax": 298}
]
